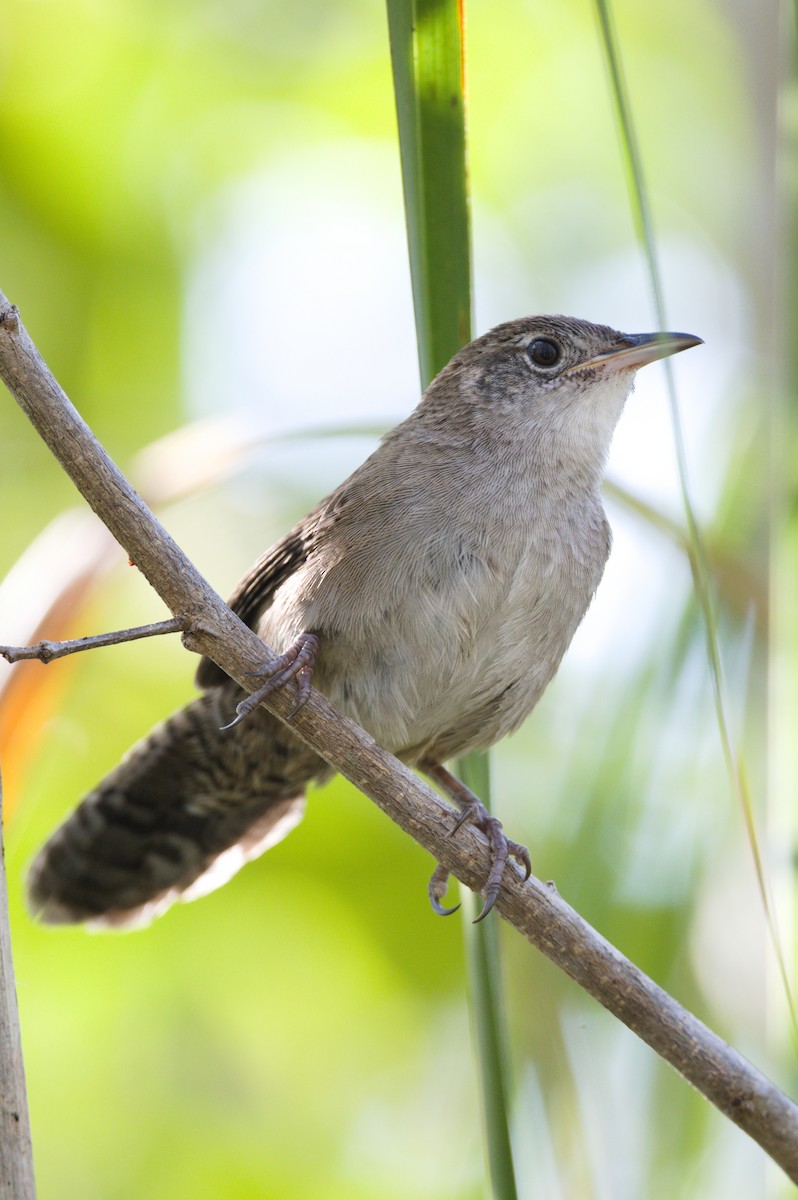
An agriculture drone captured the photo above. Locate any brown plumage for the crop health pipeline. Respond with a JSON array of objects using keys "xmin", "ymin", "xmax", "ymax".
[{"xmin": 27, "ymin": 316, "xmax": 701, "ymax": 928}]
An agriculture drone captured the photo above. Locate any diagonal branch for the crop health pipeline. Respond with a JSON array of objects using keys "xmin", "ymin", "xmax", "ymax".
[{"xmin": 1, "ymin": 291, "xmax": 797, "ymax": 1183}]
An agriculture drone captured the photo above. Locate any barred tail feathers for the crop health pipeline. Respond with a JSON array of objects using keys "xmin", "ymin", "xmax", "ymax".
[{"xmin": 27, "ymin": 688, "xmax": 328, "ymax": 929}]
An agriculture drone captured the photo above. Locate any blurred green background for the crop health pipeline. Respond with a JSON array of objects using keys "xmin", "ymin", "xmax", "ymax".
[{"xmin": 0, "ymin": 0, "xmax": 793, "ymax": 1196}]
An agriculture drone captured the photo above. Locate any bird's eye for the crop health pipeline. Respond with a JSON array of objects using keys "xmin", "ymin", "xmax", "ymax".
[{"xmin": 527, "ymin": 338, "xmax": 561, "ymax": 368}]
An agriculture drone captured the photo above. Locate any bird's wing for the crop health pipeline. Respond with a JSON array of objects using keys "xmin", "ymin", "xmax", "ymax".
[{"xmin": 195, "ymin": 499, "xmax": 334, "ymax": 689}]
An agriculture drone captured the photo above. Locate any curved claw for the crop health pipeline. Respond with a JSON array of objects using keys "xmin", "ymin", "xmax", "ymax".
[
  {"xmin": 218, "ymin": 632, "xmax": 320, "ymax": 731},
  {"xmin": 471, "ymin": 814, "xmax": 509, "ymax": 922},
  {"xmin": 428, "ymin": 863, "xmax": 460, "ymax": 917},
  {"xmin": 473, "ymin": 894, "xmax": 498, "ymax": 923},
  {"xmin": 510, "ymin": 841, "xmax": 532, "ymax": 881},
  {"xmin": 219, "ymin": 710, "xmax": 246, "ymax": 732},
  {"xmin": 473, "ymin": 840, "xmax": 532, "ymax": 920},
  {"xmin": 220, "ymin": 688, "xmax": 271, "ymax": 731},
  {"xmin": 448, "ymin": 806, "xmax": 474, "ymax": 836}
]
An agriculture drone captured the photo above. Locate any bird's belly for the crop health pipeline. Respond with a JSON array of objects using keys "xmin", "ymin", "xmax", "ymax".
[
  {"xmin": 403, "ymin": 589, "xmax": 591, "ymax": 761},
  {"xmin": 316, "ymin": 563, "xmax": 599, "ymax": 764},
  {"xmin": 261, "ymin": 510, "xmax": 609, "ymax": 764}
]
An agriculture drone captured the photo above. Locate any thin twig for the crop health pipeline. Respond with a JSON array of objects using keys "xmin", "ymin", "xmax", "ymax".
[
  {"xmin": 1, "ymin": 291, "xmax": 798, "ymax": 1183},
  {"xmin": 0, "ymin": 616, "xmax": 186, "ymax": 665}
]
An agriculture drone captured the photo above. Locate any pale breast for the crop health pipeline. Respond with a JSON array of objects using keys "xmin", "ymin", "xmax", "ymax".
[
  {"xmin": 397, "ymin": 506, "xmax": 610, "ymax": 762},
  {"xmin": 259, "ymin": 493, "xmax": 611, "ymax": 765}
]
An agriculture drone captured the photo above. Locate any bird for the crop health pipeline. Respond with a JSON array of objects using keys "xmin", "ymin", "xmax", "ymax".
[{"xmin": 27, "ymin": 315, "xmax": 702, "ymax": 929}]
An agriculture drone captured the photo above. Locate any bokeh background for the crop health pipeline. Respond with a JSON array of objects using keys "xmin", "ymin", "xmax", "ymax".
[{"xmin": 0, "ymin": 0, "xmax": 793, "ymax": 1196}]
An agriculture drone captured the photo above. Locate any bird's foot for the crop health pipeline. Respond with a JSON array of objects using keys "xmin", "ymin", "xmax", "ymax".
[
  {"xmin": 449, "ymin": 798, "xmax": 531, "ymax": 921},
  {"xmin": 423, "ymin": 762, "xmax": 531, "ymax": 922},
  {"xmin": 221, "ymin": 631, "xmax": 320, "ymax": 730}
]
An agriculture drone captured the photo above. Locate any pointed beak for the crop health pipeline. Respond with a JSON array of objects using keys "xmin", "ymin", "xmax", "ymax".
[{"xmin": 566, "ymin": 331, "xmax": 703, "ymax": 375}]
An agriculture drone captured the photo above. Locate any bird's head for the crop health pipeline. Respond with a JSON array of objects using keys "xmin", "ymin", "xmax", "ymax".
[{"xmin": 422, "ymin": 314, "xmax": 702, "ymax": 478}]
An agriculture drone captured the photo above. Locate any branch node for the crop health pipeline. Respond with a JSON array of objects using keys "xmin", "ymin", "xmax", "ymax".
[
  {"xmin": 180, "ymin": 618, "xmax": 218, "ymax": 654},
  {"xmin": 0, "ymin": 303, "xmax": 19, "ymax": 333}
]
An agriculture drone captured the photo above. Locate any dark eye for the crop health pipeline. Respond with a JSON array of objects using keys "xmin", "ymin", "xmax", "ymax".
[{"xmin": 527, "ymin": 338, "xmax": 561, "ymax": 368}]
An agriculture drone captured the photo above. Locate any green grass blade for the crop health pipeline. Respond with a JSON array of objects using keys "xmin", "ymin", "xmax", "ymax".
[
  {"xmin": 593, "ymin": 0, "xmax": 797, "ymax": 1032},
  {"xmin": 386, "ymin": 0, "xmax": 472, "ymax": 385},
  {"xmin": 387, "ymin": 3, "xmax": 519, "ymax": 1195},
  {"xmin": 457, "ymin": 755, "xmax": 519, "ymax": 1200}
]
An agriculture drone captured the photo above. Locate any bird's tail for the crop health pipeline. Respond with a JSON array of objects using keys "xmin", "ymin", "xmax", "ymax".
[{"xmin": 27, "ymin": 687, "xmax": 329, "ymax": 929}]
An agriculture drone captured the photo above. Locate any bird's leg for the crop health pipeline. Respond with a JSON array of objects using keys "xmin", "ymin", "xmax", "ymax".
[
  {"xmin": 422, "ymin": 761, "xmax": 532, "ymax": 922},
  {"xmin": 222, "ymin": 631, "xmax": 320, "ymax": 729}
]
